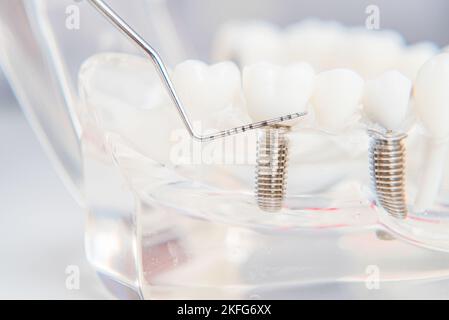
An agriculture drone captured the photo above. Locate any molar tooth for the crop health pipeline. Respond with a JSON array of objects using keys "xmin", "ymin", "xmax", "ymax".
[
  {"xmin": 242, "ymin": 62, "xmax": 315, "ymax": 122},
  {"xmin": 172, "ymin": 60, "xmax": 243, "ymax": 127},
  {"xmin": 312, "ymin": 69, "xmax": 364, "ymax": 131},
  {"xmin": 363, "ymin": 70, "xmax": 412, "ymax": 131}
]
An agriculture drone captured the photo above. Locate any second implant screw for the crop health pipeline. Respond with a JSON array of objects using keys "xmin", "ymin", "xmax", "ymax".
[
  {"xmin": 369, "ymin": 131, "xmax": 408, "ymax": 219},
  {"xmin": 256, "ymin": 125, "xmax": 290, "ymax": 212}
]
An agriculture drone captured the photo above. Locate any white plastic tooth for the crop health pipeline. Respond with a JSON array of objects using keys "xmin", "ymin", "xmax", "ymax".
[
  {"xmin": 312, "ymin": 69, "xmax": 364, "ymax": 131},
  {"xmin": 285, "ymin": 19, "xmax": 345, "ymax": 70},
  {"xmin": 243, "ymin": 62, "xmax": 315, "ymax": 122},
  {"xmin": 172, "ymin": 60, "xmax": 243, "ymax": 127},
  {"xmin": 397, "ymin": 42, "xmax": 439, "ymax": 80},
  {"xmin": 171, "ymin": 59, "xmax": 252, "ymax": 185},
  {"xmin": 414, "ymin": 54, "xmax": 449, "ymax": 139},
  {"xmin": 363, "ymin": 70, "xmax": 412, "ymax": 131},
  {"xmin": 414, "ymin": 53, "xmax": 449, "ymax": 212},
  {"xmin": 212, "ymin": 21, "xmax": 284, "ymax": 66},
  {"xmin": 243, "ymin": 62, "xmax": 315, "ymax": 212}
]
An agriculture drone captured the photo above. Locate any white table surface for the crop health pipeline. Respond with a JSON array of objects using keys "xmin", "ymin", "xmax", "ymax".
[{"xmin": 0, "ymin": 103, "xmax": 110, "ymax": 299}]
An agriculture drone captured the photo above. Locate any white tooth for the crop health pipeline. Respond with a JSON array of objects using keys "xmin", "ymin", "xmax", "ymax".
[
  {"xmin": 172, "ymin": 60, "xmax": 242, "ymax": 125},
  {"xmin": 414, "ymin": 53, "xmax": 449, "ymax": 211},
  {"xmin": 337, "ymin": 29, "xmax": 404, "ymax": 78},
  {"xmin": 242, "ymin": 62, "xmax": 315, "ymax": 122},
  {"xmin": 285, "ymin": 19, "xmax": 345, "ymax": 70},
  {"xmin": 312, "ymin": 69, "xmax": 364, "ymax": 131},
  {"xmin": 212, "ymin": 21, "xmax": 284, "ymax": 66},
  {"xmin": 397, "ymin": 42, "xmax": 438, "ymax": 80},
  {"xmin": 415, "ymin": 53, "xmax": 449, "ymax": 138},
  {"xmin": 363, "ymin": 70, "xmax": 412, "ymax": 131}
]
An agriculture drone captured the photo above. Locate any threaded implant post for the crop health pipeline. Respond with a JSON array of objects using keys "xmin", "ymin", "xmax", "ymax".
[
  {"xmin": 255, "ymin": 125, "xmax": 290, "ymax": 212},
  {"xmin": 368, "ymin": 130, "xmax": 408, "ymax": 219}
]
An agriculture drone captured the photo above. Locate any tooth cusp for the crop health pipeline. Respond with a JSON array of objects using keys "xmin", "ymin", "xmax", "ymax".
[{"xmin": 363, "ymin": 70, "xmax": 412, "ymax": 131}]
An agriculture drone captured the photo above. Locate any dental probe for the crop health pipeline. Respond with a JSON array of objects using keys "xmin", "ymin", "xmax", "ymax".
[{"xmin": 88, "ymin": 0, "xmax": 307, "ymax": 143}]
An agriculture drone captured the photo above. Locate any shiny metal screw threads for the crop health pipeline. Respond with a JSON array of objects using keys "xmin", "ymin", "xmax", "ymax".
[
  {"xmin": 255, "ymin": 125, "xmax": 290, "ymax": 212},
  {"xmin": 368, "ymin": 130, "xmax": 408, "ymax": 219}
]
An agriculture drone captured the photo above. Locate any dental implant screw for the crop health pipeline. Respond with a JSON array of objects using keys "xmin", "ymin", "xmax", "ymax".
[
  {"xmin": 368, "ymin": 130, "xmax": 408, "ymax": 219},
  {"xmin": 255, "ymin": 125, "xmax": 290, "ymax": 212}
]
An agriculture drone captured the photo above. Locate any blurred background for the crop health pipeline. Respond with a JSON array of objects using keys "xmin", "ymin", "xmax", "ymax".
[{"xmin": 1, "ymin": 0, "xmax": 449, "ymax": 299}]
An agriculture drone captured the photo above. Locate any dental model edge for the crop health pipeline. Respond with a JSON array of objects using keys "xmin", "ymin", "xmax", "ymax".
[
  {"xmin": 363, "ymin": 70, "xmax": 412, "ymax": 219},
  {"xmin": 243, "ymin": 62, "xmax": 315, "ymax": 212},
  {"xmin": 88, "ymin": 0, "xmax": 307, "ymax": 143},
  {"xmin": 414, "ymin": 53, "xmax": 449, "ymax": 213}
]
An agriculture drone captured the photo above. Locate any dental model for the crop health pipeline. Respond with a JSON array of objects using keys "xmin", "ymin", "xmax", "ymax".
[
  {"xmin": 88, "ymin": 0, "xmax": 310, "ymax": 215},
  {"xmin": 414, "ymin": 53, "xmax": 449, "ymax": 212},
  {"xmin": 363, "ymin": 70, "xmax": 412, "ymax": 219},
  {"xmin": 312, "ymin": 69, "xmax": 364, "ymax": 132},
  {"xmin": 243, "ymin": 62, "xmax": 315, "ymax": 212}
]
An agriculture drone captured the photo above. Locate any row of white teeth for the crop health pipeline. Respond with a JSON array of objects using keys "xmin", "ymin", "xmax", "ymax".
[
  {"xmin": 173, "ymin": 53, "xmax": 449, "ymax": 136},
  {"xmin": 78, "ymin": 50, "xmax": 449, "ymax": 163},
  {"xmin": 212, "ymin": 20, "xmax": 447, "ymax": 80}
]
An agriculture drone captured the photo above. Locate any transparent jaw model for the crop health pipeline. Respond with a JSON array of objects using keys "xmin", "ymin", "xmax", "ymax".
[{"xmin": 2, "ymin": 0, "xmax": 449, "ymax": 299}]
